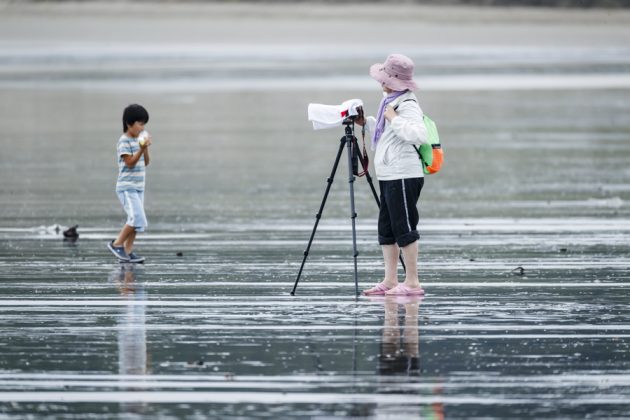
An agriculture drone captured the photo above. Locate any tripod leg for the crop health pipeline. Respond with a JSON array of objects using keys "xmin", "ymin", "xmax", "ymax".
[
  {"xmin": 346, "ymin": 134, "xmax": 360, "ymax": 297},
  {"xmin": 355, "ymin": 141, "xmax": 380, "ymax": 207},
  {"xmin": 354, "ymin": 137, "xmax": 407, "ymax": 274},
  {"xmin": 291, "ymin": 138, "xmax": 346, "ymax": 296}
]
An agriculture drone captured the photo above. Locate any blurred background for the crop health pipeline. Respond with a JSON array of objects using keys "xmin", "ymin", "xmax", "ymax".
[{"xmin": 0, "ymin": 1, "xmax": 629, "ymax": 228}]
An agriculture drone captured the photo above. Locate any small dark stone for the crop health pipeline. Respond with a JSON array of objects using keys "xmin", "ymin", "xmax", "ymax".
[
  {"xmin": 63, "ymin": 225, "xmax": 79, "ymax": 239},
  {"xmin": 560, "ymin": 248, "xmax": 567, "ymax": 252},
  {"xmin": 176, "ymin": 252, "xmax": 184, "ymax": 257},
  {"xmin": 469, "ymin": 258, "xmax": 476, "ymax": 262}
]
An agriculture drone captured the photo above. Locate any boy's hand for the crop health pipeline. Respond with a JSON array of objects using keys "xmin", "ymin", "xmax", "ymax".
[{"xmin": 140, "ymin": 134, "xmax": 152, "ymax": 149}]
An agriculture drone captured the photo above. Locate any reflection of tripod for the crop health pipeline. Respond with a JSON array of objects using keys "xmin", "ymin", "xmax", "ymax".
[{"xmin": 291, "ymin": 119, "xmax": 405, "ymax": 296}]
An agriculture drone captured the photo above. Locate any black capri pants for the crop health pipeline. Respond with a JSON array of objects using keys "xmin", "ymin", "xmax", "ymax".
[{"xmin": 378, "ymin": 177, "xmax": 424, "ymax": 247}]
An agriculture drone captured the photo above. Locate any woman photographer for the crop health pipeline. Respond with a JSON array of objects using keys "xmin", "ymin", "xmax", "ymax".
[{"xmin": 355, "ymin": 54, "xmax": 428, "ymax": 296}]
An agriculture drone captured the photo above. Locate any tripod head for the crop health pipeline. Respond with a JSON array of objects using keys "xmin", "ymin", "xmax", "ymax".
[
  {"xmin": 342, "ymin": 117, "xmax": 356, "ymax": 134},
  {"xmin": 342, "ymin": 117, "xmax": 355, "ymax": 126}
]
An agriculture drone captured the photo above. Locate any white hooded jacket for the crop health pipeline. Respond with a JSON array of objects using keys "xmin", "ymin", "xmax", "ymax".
[{"xmin": 365, "ymin": 91, "xmax": 428, "ymax": 181}]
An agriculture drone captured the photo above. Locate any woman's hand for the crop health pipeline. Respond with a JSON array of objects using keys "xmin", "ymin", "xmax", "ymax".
[
  {"xmin": 353, "ymin": 106, "xmax": 366, "ymax": 126},
  {"xmin": 384, "ymin": 105, "xmax": 398, "ymax": 122}
]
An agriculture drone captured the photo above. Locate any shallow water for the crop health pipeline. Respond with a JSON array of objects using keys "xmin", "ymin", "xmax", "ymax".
[
  {"xmin": 1, "ymin": 219, "xmax": 630, "ymax": 418},
  {"xmin": 1, "ymin": 10, "xmax": 630, "ymax": 418}
]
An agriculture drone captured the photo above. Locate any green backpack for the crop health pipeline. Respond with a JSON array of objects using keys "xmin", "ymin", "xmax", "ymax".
[{"xmin": 395, "ymin": 99, "xmax": 443, "ymax": 175}]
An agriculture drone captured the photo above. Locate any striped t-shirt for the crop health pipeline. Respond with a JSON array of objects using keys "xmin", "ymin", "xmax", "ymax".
[{"xmin": 115, "ymin": 134, "xmax": 145, "ymax": 192}]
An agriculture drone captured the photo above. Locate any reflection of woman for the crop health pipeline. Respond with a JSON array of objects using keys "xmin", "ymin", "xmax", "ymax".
[
  {"xmin": 375, "ymin": 297, "xmax": 444, "ymax": 419},
  {"xmin": 378, "ymin": 297, "xmax": 420, "ymax": 375},
  {"xmin": 356, "ymin": 54, "xmax": 428, "ymax": 297}
]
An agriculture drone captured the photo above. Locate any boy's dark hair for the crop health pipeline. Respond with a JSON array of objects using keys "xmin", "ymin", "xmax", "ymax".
[{"xmin": 122, "ymin": 104, "xmax": 149, "ymax": 132}]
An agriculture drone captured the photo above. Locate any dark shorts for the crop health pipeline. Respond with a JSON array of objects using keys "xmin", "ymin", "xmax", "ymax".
[{"xmin": 378, "ymin": 177, "xmax": 424, "ymax": 247}]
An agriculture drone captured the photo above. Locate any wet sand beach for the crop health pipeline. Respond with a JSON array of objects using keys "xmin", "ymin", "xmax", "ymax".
[{"xmin": 1, "ymin": 1, "xmax": 630, "ymax": 418}]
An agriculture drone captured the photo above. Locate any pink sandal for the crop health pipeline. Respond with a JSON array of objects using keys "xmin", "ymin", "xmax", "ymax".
[
  {"xmin": 362, "ymin": 282, "xmax": 392, "ymax": 296},
  {"xmin": 384, "ymin": 284, "xmax": 425, "ymax": 296}
]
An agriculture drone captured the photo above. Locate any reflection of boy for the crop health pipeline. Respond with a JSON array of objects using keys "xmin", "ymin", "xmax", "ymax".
[
  {"xmin": 107, "ymin": 104, "xmax": 152, "ymax": 263},
  {"xmin": 110, "ymin": 265, "xmax": 149, "ymax": 413},
  {"xmin": 115, "ymin": 266, "xmax": 147, "ymax": 376}
]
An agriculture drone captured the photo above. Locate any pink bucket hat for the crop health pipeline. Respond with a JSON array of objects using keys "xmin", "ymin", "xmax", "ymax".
[{"xmin": 369, "ymin": 54, "xmax": 417, "ymax": 91}]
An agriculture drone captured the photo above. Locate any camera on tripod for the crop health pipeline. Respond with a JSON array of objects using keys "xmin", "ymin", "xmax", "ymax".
[
  {"xmin": 342, "ymin": 106, "xmax": 364, "ymax": 126},
  {"xmin": 307, "ymin": 99, "xmax": 366, "ymax": 177},
  {"xmin": 293, "ymin": 99, "xmax": 381, "ymax": 296}
]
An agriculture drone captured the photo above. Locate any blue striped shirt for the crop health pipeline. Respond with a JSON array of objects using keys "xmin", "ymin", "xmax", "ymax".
[{"xmin": 116, "ymin": 135, "xmax": 145, "ymax": 192}]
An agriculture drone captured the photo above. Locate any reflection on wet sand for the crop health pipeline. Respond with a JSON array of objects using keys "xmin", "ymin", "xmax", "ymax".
[
  {"xmin": 109, "ymin": 264, "xmax": 148, "ymax": 413},
  {"xmin": 379, "ymin": 297, "xmax": 421, "ymax": 376},
  {"xmin": 375, "ymin": 296, "xmax": 444, "ymax": 420}
]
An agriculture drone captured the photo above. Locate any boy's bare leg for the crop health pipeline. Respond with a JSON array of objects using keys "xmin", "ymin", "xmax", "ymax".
[
  {"xmin": 123, "ymin": 230, "xmax": 136, "ymax": 255},
  {"xmin": 114, "ymin": 224, "xmax": 135, "ymax": 248},
  {"xmin": 382, "ymin": 244, "xmax": 400, "ymax": 288},
  {"xmin": 401, "ymin": 240, "xmax": 421, "ymax": 288}
]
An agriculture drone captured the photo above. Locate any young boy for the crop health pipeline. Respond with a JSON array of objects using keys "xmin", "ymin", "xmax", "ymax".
[{"xmin": 107, "ymin": 104, "xmax": 152, "ymax": 263}]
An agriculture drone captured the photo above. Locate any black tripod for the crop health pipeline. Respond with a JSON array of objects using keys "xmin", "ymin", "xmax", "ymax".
[{"xmin": 291, "ymin": 118, "xmax": 405, "ymax": 296}]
